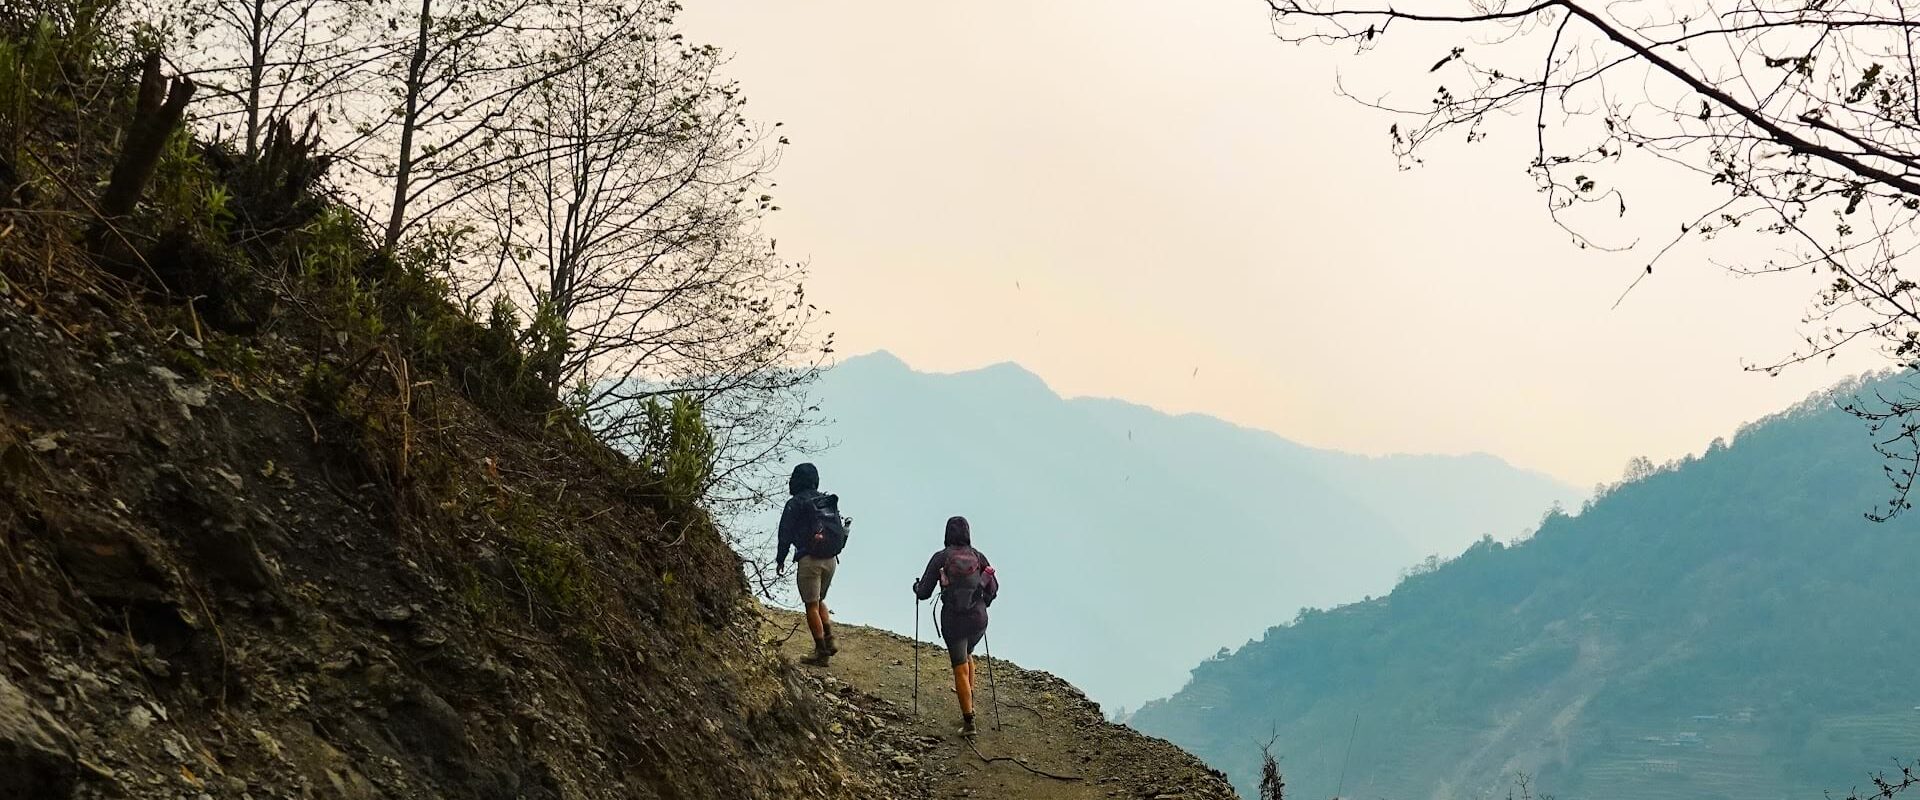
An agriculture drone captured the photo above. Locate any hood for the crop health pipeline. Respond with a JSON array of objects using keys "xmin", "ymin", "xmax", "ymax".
[
  {"xmin": 944, "ymin": 515, "xmax": 971, "ymax": 547},
  {"xmin": 788, "ymin": 463, "xmax": 819, "ymax": 495}
]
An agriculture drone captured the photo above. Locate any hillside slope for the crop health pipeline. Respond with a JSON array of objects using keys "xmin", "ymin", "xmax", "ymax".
[
  {"xmin": 0, "ymin": 283, "xmax": 1232, "ymax": 800},
  {"xmin": 779, "ymin": 351, "xmax": 1581, "ymax": 709},
  {"xmin": 760, "ymin": 608, "xmax": 1236, "ymax": 800},
  {"xmin": 0, "ymin": 25, "xmax": 906, "ymax": 795},
  {"xmin": 0, "ymin": 269, "xmax": 924, "ymax": 798},
  {"xmin": 0, "ymin": 24, "xmax": 1237, "ymax": 800},
  {"xmin": 1132, "ymin": 379, "xmax": 1920, "ymax": 800}
]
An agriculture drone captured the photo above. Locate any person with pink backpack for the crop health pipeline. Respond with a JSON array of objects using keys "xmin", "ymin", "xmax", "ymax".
[{"xmin": 912, "ymin": 515, "xmax": 999, "ymax": 735}]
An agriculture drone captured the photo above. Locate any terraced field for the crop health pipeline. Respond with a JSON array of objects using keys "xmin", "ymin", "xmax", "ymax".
[{"xmin": 1547, "ymin": 714, "xmax": 1920, "ymax": 800}]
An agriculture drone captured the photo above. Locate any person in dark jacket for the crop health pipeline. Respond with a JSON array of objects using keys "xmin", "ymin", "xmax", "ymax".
[
  {"xmin": 913, "ymin": 515, "xmax": 999, "ymax": 735},
  {"xmin": 777, "ymin": 463, "xmax": 838, "ymax": 665}
]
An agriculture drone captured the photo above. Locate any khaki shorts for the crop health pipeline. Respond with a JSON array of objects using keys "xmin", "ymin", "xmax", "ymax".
[{"xmin": 795, "ymin": 555, "xmax": 837, "ymax": 604}]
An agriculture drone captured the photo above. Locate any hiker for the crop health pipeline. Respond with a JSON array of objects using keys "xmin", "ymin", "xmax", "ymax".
[
  {"xmin": 913, "ymin": 515, "xmax": 999, "ymax": 735},
  {"xmin": 776, "ymin": 462, "xmax": 850, "ymax": 666}
]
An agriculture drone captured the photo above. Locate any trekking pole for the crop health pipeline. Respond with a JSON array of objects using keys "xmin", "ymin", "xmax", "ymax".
[
  {"xmin": 983, "ymin": 632, "xmax": 1002, "ymax": 732},
  {"xmin": 912, "ymin": 596, "xmax": 921, "ymax": 719}
]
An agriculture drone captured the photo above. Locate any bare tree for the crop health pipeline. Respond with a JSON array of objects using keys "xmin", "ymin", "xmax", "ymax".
[
  {"xmin": 1260, "ymin": 0, "xmax": 1920, "ymax": 515},
  {"xmin": 153, "ymin": 0, "xmax": 566, "ymax": 248},
  {"xmin": 131, "ymin": 0, "xmax": 826, "ymax": 532},
  {"xmin": 310, "ymin": 0, "xmax": 626, "ymax": 253},
  {"xmin": 463, "ymin": 0, "xmax": 825, "ymax": 524},
  {"xmin": 1506, "ymin": 772, "xmax": 1552, "ymax": 800},
  {"xmin": 158, "ymin": 0, "xmax": 826, "ymax": 516},
  {"xmin": 1840, "ymin": 761, "xmax": 1920, "ymax": 800},
  {"xmin": 1258, "ymin": 733, "xmax": 1286, "ymax": 800},
  {"xmin": 167, "ymin": 0, "xmax": 374, "ymax": 158}
]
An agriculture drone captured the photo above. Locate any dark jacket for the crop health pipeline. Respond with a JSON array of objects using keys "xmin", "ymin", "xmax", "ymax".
[
  {"xmin": 914, "ymin": 546, "xmax": 998, "ymax": 638},
  {"xmin": 776, "ymin": 463, "xmax": 822, "ymax": 566}
]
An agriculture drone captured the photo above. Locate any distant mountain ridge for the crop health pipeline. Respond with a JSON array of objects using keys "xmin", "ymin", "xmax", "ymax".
[
  {"xmin": 1131, "ymin": 375, "xmax": 1920, "ymax": 800},
  {"xmin": 779, "ymin": 351, "xmax": 1582, "ymax": 709}
]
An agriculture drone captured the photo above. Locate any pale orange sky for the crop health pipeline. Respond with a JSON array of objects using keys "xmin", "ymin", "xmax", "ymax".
[{"xmin": 679, "ymin": 0, "xmax": 1877, "ymax": 487}]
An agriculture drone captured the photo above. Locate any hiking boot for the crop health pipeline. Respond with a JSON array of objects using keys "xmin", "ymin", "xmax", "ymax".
[
  {"xmin": 800, "ymin": 649, "xmax": 830, "ymax": 667},
  {"xmin": 959, "ymin": 714, "xmax": 977, "ymax": 737},
  {"xmin": 823, "ymin": 635, "xmax": 838, "ymax": 656}
]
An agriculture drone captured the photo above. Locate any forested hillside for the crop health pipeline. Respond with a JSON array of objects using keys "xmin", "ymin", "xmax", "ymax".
[{"xmin": 1133, "ymin": 376, "xmax": 1920, "ymax": 800}]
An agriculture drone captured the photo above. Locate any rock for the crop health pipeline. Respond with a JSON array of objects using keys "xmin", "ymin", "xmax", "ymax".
[
  {"xmin": 324, "ymin": 768, "xmax": 380, "ymax": 800},
  {"xmin": 133, "ymin": 646, "xmax": 172, "ymax": 678},
  {"xmin": 888, "ymin": 754, "xmax": 916, "ymax": 771},
  {"xmin": 0, "ymin": 675, "xmax": 77, "ymax": 797},
  {"xmin": 148, "ymin": 366, "xmax": 209, "ymax": 416},
  {"xmin": 46, "ymin": 508, "xmax": 170, "ymax": 603},
  {"xmin": 152, "ymin": 467, "xmax": 281, "ymax": 594},
  {"xmin": 390, "ymin": 685, "xmax": 467, "ymax": 753},
  {"xmin": 174, "ymin": 385, "xmax": 210, "ymax": 408},
  {"xmin": 249, "ymin": 729, "xmax": 282, "ymax": 759},
  {"xmin": 202, "ymin": 518, "xmax": 278, "ymax": 592}
]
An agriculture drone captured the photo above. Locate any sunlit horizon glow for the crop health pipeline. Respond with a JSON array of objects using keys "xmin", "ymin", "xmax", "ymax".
[{"xmin": 680, "ymin": 0, "xmax": 1880, "ymax": 487}]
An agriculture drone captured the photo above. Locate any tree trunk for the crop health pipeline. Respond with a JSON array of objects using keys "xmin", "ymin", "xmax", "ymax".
[
  {"xmin": 100, "ymin": 53, "xmax": 196, "ymax": 218},
  {"xmin": 244, "ymin": 0, "xmax": 267, "ymax": 158},
  {"xmin": 383, "ymin": 0, "xmax": 434, "ymax": 252}
]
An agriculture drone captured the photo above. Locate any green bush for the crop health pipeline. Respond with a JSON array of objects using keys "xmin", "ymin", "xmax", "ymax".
[{"xmin": 636, "ymin": 396, "xmax": 715, "ymax": 515}]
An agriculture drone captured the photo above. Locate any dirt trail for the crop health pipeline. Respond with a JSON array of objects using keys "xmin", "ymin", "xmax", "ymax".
[{"xmin": 761, "ymin": 608, "xmax": 1237, "ymax": 800}]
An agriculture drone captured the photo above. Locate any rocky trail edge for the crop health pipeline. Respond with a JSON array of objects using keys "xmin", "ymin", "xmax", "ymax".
[{"xmin": 761, "ymin": 608, "xmax": 1237, "ymax": 800}]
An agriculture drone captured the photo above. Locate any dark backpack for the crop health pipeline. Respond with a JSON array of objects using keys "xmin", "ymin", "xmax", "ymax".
[
  {"xmin": 939, "ymin": 547, "xmax": 985, "ymax": 613},
  {"xmin": 803, "ymin": 493, "xmax": 849, "ymax": 559}
]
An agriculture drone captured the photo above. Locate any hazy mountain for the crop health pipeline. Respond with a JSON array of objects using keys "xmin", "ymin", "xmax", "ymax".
[
  {"xmin": 1131, "ymin": 375, "xmax": 1920, "ymax": 800},
  {"xmin": 774, "ymin": 352, "xmax": 1581, "ymax": 708}
]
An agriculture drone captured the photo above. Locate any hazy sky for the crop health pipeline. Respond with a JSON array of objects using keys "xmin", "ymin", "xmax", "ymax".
[{"xmin": 679, "ymin": 0, "xmax": 1877, "ymax": 486}]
